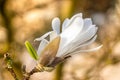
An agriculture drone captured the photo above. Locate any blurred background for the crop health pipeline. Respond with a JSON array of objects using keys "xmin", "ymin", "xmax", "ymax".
[{"xmin": 0, "ymin": 0, "xmax": 120, "ymax": 80}]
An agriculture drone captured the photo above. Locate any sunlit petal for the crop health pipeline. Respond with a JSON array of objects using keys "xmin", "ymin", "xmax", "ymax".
[
  {"xmin": 34, "ymin": 31, "xmax": 52, "ymax": 41},
  {"xmin": 74, "ymin": 35, "xmax": 97, "ymax": 48},
  {"xmin": 70, "ymin": 13, "xmax": 82, "ymax": 20},
  {"xmin": 57, "ymin": 25, "xmax": 97, "ymax": 57},
  {"xmin": 62, "ymin": 18, "xmax": 70, "ymax": 32},
  {"xmin": 52, "ymin": 17, "xmax": 60, "ymax": 34},
  {"xmin": 56, "ymin": 17, "xmax": 84, "ymax": 57},
  {"xmin": 74, "ymin": 25, "xmax": 97, "ymax": 44},
  {"xmin": 64, "ymin": 45, "xmax": 103, "ymax": 56},
  {"xmin": 49, "ymin": 31, "xmax": 58, "ymax": 41},
  {"xmin": 63, "ymin": 35, "xmax": 97, "ymax": 56},
  {"xmin": 82, "ymin": 18, "xmax": 92, "ymax": 32},
  {"xmin": 66, "ymin": 13, "xmax": 82, "ymax": 27},
  {"xmin": 60, "ymin": 17, "xmax": 84, "ymax": 48}
]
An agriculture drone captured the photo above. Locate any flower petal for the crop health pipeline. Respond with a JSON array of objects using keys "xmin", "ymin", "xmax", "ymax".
[
  {"xmin": 52, "ymin": 17, "xmax": 60, "ymax": 34},
  {"xmin": 49, "ymin": 31, "xmax": 58, "ymax": 41},
  {"xmin": 74, "ymin": 35, "xmax": 97, "ymax": 48},
  {"xmin": 62, "ymin": 18, "xmax": 69, "ymax": 32},
  {"xmin": 66, "ymin": 13, "xmax": 82, "ymax": 28},
  {"xmin": 57, "ymin": 17, "xmax": 84, "ymax": 57},
  {"xmin": 62, "ymin": 13, "xmax": 82, "ymax": 32},
  {"xmin": 67, "ymin": 25, "xmax": 98, "ymax": 53},
  {"xmin": 37, "ymin": 39, "xmax": 49, "ymax": 56},
  {"xmin": 60, "ymin": 17, "xmax": 84, "ymax": 47},
  {"xmin": 66, "ymin": 35, "xmax": 97, "ymax": 54},
  {"xmin": 74, "ymin": 25, "xmax": 98, "ymax": 44},
  {"xmin": 57, "ymin": 25, "xmax": 97, "ymax": 57},
  {"xmin": 34, "ymin": 31, "xmax": 52, "ymax": 41},
  {"xmin": 64, "ymin": 45, "xmax": 103, "ymax": 56},
  {"xmin": 70, "ymin": 13, "xmax": 82, "ymax": 20},
  {"xmin": 82, "ymin": 18, "xmax": 92, "ymax": 32}
]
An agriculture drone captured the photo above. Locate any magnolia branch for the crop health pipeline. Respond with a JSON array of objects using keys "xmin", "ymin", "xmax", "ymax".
[{"xmin": 4, "ymin": 53, "xmax": 19, "ymax": 80}]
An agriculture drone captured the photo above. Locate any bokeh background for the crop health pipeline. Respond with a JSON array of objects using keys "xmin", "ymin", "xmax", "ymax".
[{"xmin": 0, "ymin": 0, "xmax": 120, "ymax": 80}]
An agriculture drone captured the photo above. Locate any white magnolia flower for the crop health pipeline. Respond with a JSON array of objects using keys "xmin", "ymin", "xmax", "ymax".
[{"xmin": 35, "ymin": 13, "xmax": 102, "ymax": 67}]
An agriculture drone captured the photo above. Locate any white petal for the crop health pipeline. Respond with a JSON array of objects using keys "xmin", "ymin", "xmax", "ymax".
[
  {"xmin": 56, "ymin": 43, "xmax": 72, "ymax": 57},
  {"xmin": 75, "ymin": 35, "xmax": 97, "ymax": 48},
  {"xmin": 57, "ymin": 17, "xmax": 84, "ymax": 57},
  {"xmin": 70, "ymin": 13, "xmax": 82, "ymax": 20},
  {"xmin": 74, "ymin": 25, "xmax": 97, "ymax": 44},
  {"xmin": 64, "ymin": 45, "xmax": 103, "ymax": 56},
  {"xmin": 68, "ymin": 25, "xmax": 97, "ymax": 53},
  {"xmin": 52, "ymin": 17, "xmax": 60, "ymax": 34},
  {"xmin": 60, "ymin": 17, "xmax": 84, "ymax": 47},
  {"xmin": 62, "ymin": 13, "xmax": 82, "ymax": 32},
  {"xmin": 62, "ymin": 18, "xmax": 69, "ymax": 31},
  {"xmin": 57, "ymin": 25, "xmax": 97, "ymax": 57},
  {"xmin": 66, "ymin": 13, "xmax": 82, "ymax": 27},
  {"xmin": 64, "ymin": 25, "xmax": 97, "ymax": 54},
  {"xmin": 83, "ymin": 18, "xmax": 92, "ymax": 32},
  {"xmin": 49, "ymin": 31, "xmax": 58, "ymax": 41},
  {"xmin": 65, "ymin": 35, "xmax": 97, "ymax": 55},
  {"xmin": 34, "ymin": 31, "xmax": 52, "ymax": 41},
  {"xmin": 37, "ymin": 39, "xmax": 49, "ymax": 56}
]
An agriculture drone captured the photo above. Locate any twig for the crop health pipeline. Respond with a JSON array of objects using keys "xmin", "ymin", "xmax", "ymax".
[
  {"xmin": 22, "ymin": 65, "xmax": 40, "ymax": 80},
  {"xmin": 4, "ymin": 53, "xmax": 19, "ymax": 80}
]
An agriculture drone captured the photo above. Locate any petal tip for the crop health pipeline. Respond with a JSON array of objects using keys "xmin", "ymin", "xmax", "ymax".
[{"xmin": 52, "ymin": 17, "xmax": 61, "ymax": 34}]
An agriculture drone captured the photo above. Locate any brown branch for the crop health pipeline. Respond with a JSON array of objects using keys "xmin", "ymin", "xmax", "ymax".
[
  {"xmin": 22, "ymin": 65, "xmax": 42, "ymax": 80},
  {"xmin": 4, "ymin": 53, "xmax": 19, "ymax": 80},
  {"xmin": 6, "ymin": 67, "xmax": 19, "ymax": 80}
]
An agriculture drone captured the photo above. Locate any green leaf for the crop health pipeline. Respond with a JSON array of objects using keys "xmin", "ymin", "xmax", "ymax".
[{"xmin": 25, "ymin": 41, "xmax": 38, "ymax": 60}]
